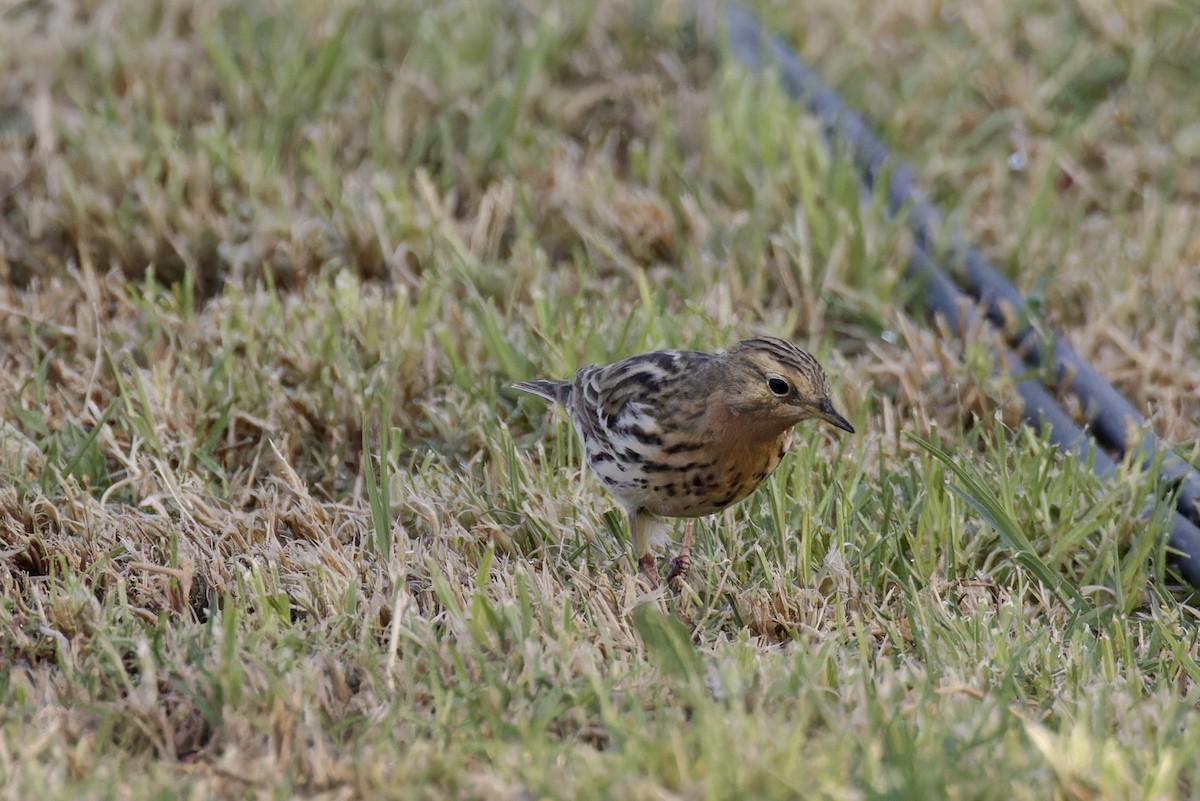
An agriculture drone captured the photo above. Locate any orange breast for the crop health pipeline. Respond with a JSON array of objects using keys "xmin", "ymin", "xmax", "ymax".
[{"xmin": 641, "ymin": 428, "xmax": 793, "ymax": 518}]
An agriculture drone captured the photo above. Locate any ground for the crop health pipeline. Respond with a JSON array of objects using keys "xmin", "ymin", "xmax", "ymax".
[{"xmin": 1, "ymin": 1, "xmax": 1200, "ymax": 799}]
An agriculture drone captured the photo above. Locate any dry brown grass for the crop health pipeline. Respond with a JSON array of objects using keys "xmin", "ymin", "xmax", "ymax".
[{"xmin": 2, "ymin": 0, "xmax": 1200, "ymax": 798}]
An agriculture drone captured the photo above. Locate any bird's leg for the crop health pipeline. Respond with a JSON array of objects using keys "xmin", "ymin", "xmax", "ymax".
[
  {"xmin": 631, "ymin": 509, "xmax": 660, "ymax": 586},
  {"xmin": 638, "ymin": 553, "xmax": 660, "ymax": 586},
  {"xmin": 667, "ymin": 519, "xmax": 694, "ymax": 589}
]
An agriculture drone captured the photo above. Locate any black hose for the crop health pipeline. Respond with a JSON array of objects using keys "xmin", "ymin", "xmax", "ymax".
[
  {"xmin": 907, "ymin": 243, "xmax": 1200, "ymax": 586},
  {"xmin": 720, "ymin": 2, "xmax": 1200, "ymax": 585}
]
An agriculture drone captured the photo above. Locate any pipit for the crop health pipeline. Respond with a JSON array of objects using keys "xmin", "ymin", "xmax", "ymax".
[{"xmin": 514, "ymin": 336, "xmax": 855, "ymax": 587}]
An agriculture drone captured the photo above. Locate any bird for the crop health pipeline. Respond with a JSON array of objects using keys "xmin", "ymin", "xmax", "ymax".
[{"xmin": 513, "ymin": 335, "xmax": 855, "ymax": 588}]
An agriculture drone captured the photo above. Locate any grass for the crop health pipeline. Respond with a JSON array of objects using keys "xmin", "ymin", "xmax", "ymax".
[{"xmin": 2, "ymin": 0, "xmax": 1200, "ymax": 798}]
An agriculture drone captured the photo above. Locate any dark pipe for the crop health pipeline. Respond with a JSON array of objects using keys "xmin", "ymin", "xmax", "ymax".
[
  {"xmin": 907, "ymin": 243, "xmax": 1200, "ymax": 587},
  {"xmin": 720, "ymin": 2, "xmax": 1200, "ymax": 583}
]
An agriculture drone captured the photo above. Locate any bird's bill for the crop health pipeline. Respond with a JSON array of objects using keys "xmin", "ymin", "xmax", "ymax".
[{"xmin": 816, "ymin": 399, "xmax": 855, "ymax": 434}]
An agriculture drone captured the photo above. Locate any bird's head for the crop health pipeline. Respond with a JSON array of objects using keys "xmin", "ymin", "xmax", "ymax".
[{"xmin": 719, "ymin": 336, "xmax": 855, "ymax": 434}]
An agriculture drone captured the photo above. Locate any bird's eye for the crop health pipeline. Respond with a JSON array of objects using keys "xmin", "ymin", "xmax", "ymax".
[{"xmin": 767, "ymin": 377, "xmax": 791, "ymax": 396}]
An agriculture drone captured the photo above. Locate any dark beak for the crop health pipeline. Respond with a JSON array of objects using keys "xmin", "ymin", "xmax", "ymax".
[{"xmin": 817, "ymin": 398, "xmax": 855, "ymax": 434}]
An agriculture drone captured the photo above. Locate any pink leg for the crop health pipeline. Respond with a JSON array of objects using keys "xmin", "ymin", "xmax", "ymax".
[
  {"xmin": 667, "ymin": 519, "xmax": 694, "ymax": 589},
  {"xmin": 639, "ymin": 553, "xmax": 660, "ymax": 586}
]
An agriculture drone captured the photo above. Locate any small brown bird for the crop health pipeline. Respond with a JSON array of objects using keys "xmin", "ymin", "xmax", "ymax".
[{"xmin": 514, "ymin": 335, "xmax": 854, "ymax": 587}]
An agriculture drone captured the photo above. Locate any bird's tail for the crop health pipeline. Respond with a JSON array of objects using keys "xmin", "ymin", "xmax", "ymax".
[{"xmin": 512, "ymin": 379, "xmax": 571, "ymax": 406}]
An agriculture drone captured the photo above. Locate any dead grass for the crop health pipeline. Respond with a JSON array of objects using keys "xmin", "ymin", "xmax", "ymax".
[{"xmin": 2, "ymin": 0, "xmax": 1200, "ymax": 798}]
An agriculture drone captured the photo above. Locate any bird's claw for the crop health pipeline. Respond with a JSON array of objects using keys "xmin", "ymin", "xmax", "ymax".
[
  {"xmin": 638, "ymin": 553, "xmax": 660, "ymax": 587},
  {"xmin": 666, "ymin": 551, "xmax": 690, "ymax": 590}
]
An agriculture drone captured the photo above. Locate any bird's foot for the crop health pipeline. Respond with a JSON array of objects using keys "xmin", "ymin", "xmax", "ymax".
[
  {"xmin": 638, "ymin": 553, "xmax": 660, "ymax": 587},
  {"xmin": 666, "ymin": 519, "xmax": 694, "ymax": 591},
  {"xmin": 666, "ymin": 551, "xmax": 690, "ymax": 591}
]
